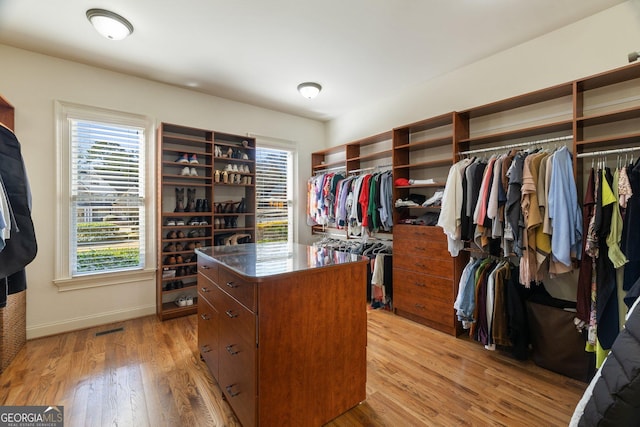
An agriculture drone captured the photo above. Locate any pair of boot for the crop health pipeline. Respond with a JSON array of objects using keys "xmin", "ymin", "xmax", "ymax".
[
  {"xmin": 175, "ymin": 188, "xmax": 211, "ymax": 213},
  {"xmin": 214, "ymin": 216, "xmax": 238, "ymax": 229},
  {"xmin": 214, "ymin": 199, "xmax": 245, "ymax": 214}
]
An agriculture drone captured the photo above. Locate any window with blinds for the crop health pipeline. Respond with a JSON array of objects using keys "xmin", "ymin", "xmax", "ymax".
[
  {"xmin": 255, "ymin": 147, "xmax": 292, "ymax": 243},
  {"xmin": 70, "ymin": 119, "xmax": 145, "ymax": 275}
]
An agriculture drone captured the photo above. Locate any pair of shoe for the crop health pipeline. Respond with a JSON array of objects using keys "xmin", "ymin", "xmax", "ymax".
[
  {"xmin": 180, "ymin": 166, "xmax": 198, "ymax": 176},
  {"xmin": 166, "ymin": 230, "xmax": 186, "ymax": 239},
  {"xmin": 183, "ymin": 242, "xmax": 202, "ymax": 251},
  {"xmin": 193, "ymin": 199, "xmax": 210, "ymax": 213},
  {"xmin": 163, "ymin": 280, "xmax": 184, "ymax": 291},
  {"xmin": 175, "ymin": 153, "xmax": 198, "ymax": 164},
  {"xmin": 165, "ymin": 218, "xmax": 185, "ymax": 226},
  {"xmin": 175, "ymin": 295, "xmax": 194, "ymax": 307},
  {"xmin": 188, "ymin": 217, "xmax": 209, "ymax": 226},
  {"xmin": 230, "ymin": 148, "xmax": 247, "ymax": 159},
  {"xmin": 214, "ymin": 145, "xmax": 224, "ymax": 157},
  {"xmin": 188, "ymin": 229, "xmax": 206, "ymax": 238}
]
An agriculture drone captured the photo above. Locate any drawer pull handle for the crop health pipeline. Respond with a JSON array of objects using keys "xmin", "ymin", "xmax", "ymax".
[
  {"xmin": 415, "ymin": 303, "xmax": 426, "ymax": 309},
  {"xmin": 201, "ymin": 345, "xmax": 211, "ymax": 353},
  {"xmin": 416, "ymin": 263, "xmax": 427, "ymax": 269},
  {"xmin": 200, "ymin": 314, "xmax": 210, "ymax": 321},
  {"xmin": 225, "ymin": 310, "xmax": 238, "ymax": 318},
  {"xmin": 415, "ymin": 246, "xmax": 426, "ymax": 252},
  {"xmin": 201, "ymin": 287, "xmax": 210, "ymax": 293},
  {"xmin": 226, "ymin": 281, "xmax": 237, "ymax": 288},
  {"xmin": 225, "ymin": 344, "xmax": 239, "ymax": 355},
  {"xmin": 414, "ymin": 282, "xmax": 426, "ymax": 287},
  {"xmin": 201, "ymin": 265, "xmax": 210, "ymax": 270},
  {"xmin": 225, "ymin": 385, "xmax": 240, "ymax": 397}
]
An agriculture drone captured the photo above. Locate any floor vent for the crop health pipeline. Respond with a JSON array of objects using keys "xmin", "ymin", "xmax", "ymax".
[{"xmin": 95, "ymin": 327, "xmax": 124, "ymax": 336}]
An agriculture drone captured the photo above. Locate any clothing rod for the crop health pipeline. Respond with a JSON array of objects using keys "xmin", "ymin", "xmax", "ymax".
[
  {"xmin": 348, "ymin": 164, "xmax": 393, "ymax": 174},
  {"xmin": 314, "ymin": 165, "xmax": 346, "ymax": 174},
  {"xmin": 576, "ymin": 146, "xmax": 640, "ymax": 158},
  {"xmin": 458, "ymin": 135, "xmax": 573, "ymax": 156}
]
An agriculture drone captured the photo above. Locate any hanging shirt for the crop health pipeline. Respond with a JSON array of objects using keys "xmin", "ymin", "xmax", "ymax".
[
  {"xmin": 548, "ymin": 146, "xmax": 582, "ymax": 268},
  {"xmin": 437, "ymin": 158, "xmax": 473, "ymax": 256},
  {"xmin": 606, "ymin": 168, "xmax": 628, "ymax": 268}
]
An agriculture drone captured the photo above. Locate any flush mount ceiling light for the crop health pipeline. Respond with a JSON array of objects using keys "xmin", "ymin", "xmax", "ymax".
[
  {"xmin": 86, "ymin": 8, "xmax": 134, "ymax": 40},
  {"xmin": 297, "ymin": 82, "xmax": 322, "ymax": 99},
  {"xmin": 629, "ymin": 51, "xmax": 640, "ymax": 63}
]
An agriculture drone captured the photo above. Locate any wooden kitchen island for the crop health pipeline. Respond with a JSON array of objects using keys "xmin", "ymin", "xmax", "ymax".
[{"xmin": 195, "ymin": 243, "xmax": 368, "ymax": 427}]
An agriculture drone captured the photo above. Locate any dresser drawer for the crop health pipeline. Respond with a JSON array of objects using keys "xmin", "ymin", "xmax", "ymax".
[
  {"xmin": 218, "ymin": 286, "xmax": 256, "ymax": 348},
  {"xmin": 393, "ymin": 281, "xmax": 456, "ymax": 328},
  {"xmin": 393, "ymin": 268, "xmax": 455, "ymax": 304},
  {"xmin": 219, "ymin": 289, "xmax": 257, "ymax": 427},
  {"xmin": 218, "ymin": 267, "xmax": 257, "ymax": 312},
  {"xmin": 198, "ymin": 256, "xmax": 218, "ymax": 284},
  {"xmin": 394, "ymin": 254, "xmax": 454, "ymax": 279},
  {"xmin": 198, "ymin": 273, "xmax": 219, "ymax": 306},
  {"xmin": 394, "ymin": 225, "xmax": 449, "ymax": 254},
  {"xmin": 198, "ymin": 297, "xmax": 219, "ymax": 380},
  {"xmin": 219, "ymin": 331, "xmax": 256, "ymax": 427}
]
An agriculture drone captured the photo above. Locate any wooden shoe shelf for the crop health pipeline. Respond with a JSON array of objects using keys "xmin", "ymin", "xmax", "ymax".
[{"xmin": 156, "ymin": 123, "xmax": 256, "ymax": 320}]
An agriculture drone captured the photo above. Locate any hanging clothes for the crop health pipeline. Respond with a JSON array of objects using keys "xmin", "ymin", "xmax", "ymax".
[
  {"xmin": 594, "ymin": 167, "xmax": 619, "ymax": 350},
  {"xmin": 622, "ymin": 159, "xmax": 640, "ymax": 291},
  {"xmin": 576, "ymin": 169, "xmax": 596, "ymax": 325},
  {"xmin": 439, "ymin": 146, "xmax": 582, "ymax": 282},
  {"xmin": 0, "ymin": 125, "xmax": 37, "ymax": 307}
]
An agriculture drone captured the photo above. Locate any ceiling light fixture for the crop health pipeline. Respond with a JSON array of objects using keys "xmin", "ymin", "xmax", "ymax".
[
  {"xmin": 629, "ymin": 51, "xmax": 640, "ymax": 63},
  {"xmin": 86, "ymin": 9, "xmax": 134, "ymax": 40},
  {"xmin": 297, "ymin": 82, "xmax": 322, "ymax": 99}
]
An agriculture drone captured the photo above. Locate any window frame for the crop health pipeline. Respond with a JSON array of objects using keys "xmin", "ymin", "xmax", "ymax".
[{"xmin": 54, "ymin": 101, "xmax": 156, "ymax": 291}]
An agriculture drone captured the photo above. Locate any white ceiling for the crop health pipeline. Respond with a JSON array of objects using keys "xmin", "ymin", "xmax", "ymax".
[{"xmin": 0, "ymin": 0, "xmax": 626, "ymax": 121}]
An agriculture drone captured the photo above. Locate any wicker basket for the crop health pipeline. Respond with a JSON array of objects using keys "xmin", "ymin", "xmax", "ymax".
[{"xmin": 0, "ymin": 290, "xmax": 26, "ymax": 372}]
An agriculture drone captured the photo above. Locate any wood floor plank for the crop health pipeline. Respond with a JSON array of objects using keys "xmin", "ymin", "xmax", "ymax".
[{"xmin": 0, "ymin": 309, "xmax": 587, "ymax": 426}]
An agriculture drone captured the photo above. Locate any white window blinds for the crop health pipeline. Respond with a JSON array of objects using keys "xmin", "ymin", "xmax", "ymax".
[
  {"xmin": 255, "ymin": 147, "xmax": 292, "ymax": 243},
  {"xmin": 70, "ymin": 119, "xmax": 145, "ymax": 275}
]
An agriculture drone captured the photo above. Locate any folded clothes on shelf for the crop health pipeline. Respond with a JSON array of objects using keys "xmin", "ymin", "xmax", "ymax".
[
  {"xmin": 394, "ymin": 198, "xmax": 419, "ymax": 207},
  {"xmin": 422, "ymin": 190, "xmax": 444, "ymax": 207}
]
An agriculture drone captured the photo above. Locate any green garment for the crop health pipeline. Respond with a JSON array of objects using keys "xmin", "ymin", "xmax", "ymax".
[{"xmin": 606, "ymin": 168, "xmax": 628, "ymax": 269}]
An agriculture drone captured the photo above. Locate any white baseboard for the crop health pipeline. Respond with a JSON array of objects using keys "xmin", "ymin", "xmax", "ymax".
[{"xmin": 26, "ymin": 304, "xmax": 157, "ymax": 339}]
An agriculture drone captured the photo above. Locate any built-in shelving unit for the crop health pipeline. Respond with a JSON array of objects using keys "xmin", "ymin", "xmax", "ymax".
[
  {"xmin": 309, "ymin": 60, "xmax": 640, "ymax": 336},
  {"xmin": 156, "ymin": 123, "xmax": 255, "ymax": 320}
]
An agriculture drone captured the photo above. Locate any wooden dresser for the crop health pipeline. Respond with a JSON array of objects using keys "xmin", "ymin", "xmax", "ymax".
[
  {"xmin": 393, "ymin": 225, "xmax": 468, "ymax": 335},
  {"xmin": 196, "ymin": 243, "xmax": 368, "ymax": 427}
]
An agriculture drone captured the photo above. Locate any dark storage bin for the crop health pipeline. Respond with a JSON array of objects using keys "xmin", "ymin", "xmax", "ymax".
[{"xmin": 526, "ymin": 301, "xmax": 593, "ymax": 382}]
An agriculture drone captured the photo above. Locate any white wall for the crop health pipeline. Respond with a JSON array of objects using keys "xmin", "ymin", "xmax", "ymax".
[
  {"xmin": 0, "ymin": 44, "xmax": 323, "ymax": 338},
  {"xmin": 327, "ymin": 1, "xmax": 640, "ymax": 147}
]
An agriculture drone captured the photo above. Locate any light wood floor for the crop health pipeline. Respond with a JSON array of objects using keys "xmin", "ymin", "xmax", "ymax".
[{"xmin": 0, "ymin": 309, "xmax": 587, "ymax": 426}]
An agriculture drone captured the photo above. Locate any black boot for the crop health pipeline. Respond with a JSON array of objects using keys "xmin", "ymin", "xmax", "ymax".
[
  {"xmin": 236, "ymin": 198, "xmax": 246, "ymax": 213},
  {"xmin": 174, "ymin": 188, "xmax": 185, "ymax": 212},
  {"xmin": 202, "ymin": 199, "xmax": 211, "ymax": 213},
  {"xmin": 195, "ymin": 199, "xmax": 203, "ymax": 212}
]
